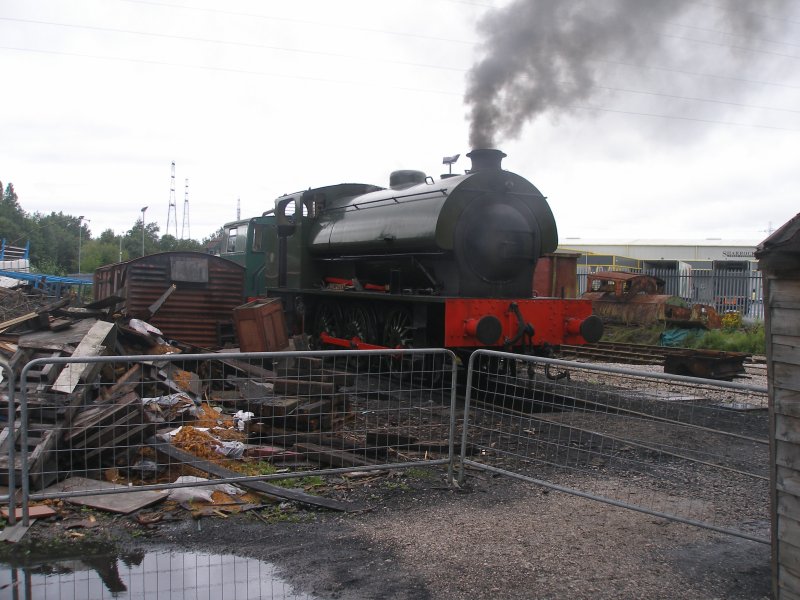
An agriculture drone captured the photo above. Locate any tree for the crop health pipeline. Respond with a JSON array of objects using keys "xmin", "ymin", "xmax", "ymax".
[
  {"xmin": 158, "ymin": 234, "xmax": 202, "ymax": 253},
  {"xmin": 2, "ymin": 183, "xmax": 19, "ymax": 210},
  {"xmin": 27, "ymin": 212, "xmax": 84, "ymax": 274},
  {"xmin": 124, "ymin": 219, "xmax": 160, "ymax": 258},
  {"xmin": 203, "ymin": 227, "xmax": 225, "ymax": 245},
  {"xmin": 0, "ymin": 181, "xmax": 28, "ymax": 245},
  {"xmin": 81, "ymin": 238, "xmax": 122, "ymax": 272}
]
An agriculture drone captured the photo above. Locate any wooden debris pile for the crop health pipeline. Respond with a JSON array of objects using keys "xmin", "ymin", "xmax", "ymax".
[{"xmin": 0, "ymin": 294, "xmax": 452, "ymax": 517}]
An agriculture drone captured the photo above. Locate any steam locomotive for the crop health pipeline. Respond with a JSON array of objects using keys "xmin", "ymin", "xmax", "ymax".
[{"xmin": 221, "ymin": 149, "xmax": 602, "ymax": 363}]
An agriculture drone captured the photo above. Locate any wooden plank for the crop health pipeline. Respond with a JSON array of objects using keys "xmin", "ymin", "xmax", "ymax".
[
  {"xmin": 771, "ymin": 279, "xmax": 800, "ymax": 302},
  {"xmin": 771, "ymin": 308, "xmax": 800, "ymax": 336},
  {"xmin": 48, "ymin": 318, "xmax": 74, "ymax": 332},
  {"xmin": 781, "ymin": 540, "xmax": 800, "ymax": 583},
  {"xmin": 781, "ymin": 564, "xmax": 800, "ymax": 598},
  {"xmin": 365, "ymin": 432, "xmax": 454, "ymax": 454},
  {"xmin": 777, "ymin": 415, "xmax": 800, "ymax": 445},
  {"xmin": 0, "ymin": 520, "xmax": 36, "ymax": 543},
  {"xmin": 780, "ymin": 513, "xmax": 800, "ymax": 550},
  {"xmin": 294, "ymin": 442, "xmax": 379, "ymax": 468},
  {"xmin": 253, "ymin": 396, "xmax": 302, "ymax": 418},
  {"xmin": 56, "ymin": 307, "xmax": 108, "ymax": 319},
  {"xmin": 776, "ymin": 334, "xmax": 800, "ymax": 348},
  {"xmin": 0, "ymin": 311, "xmax": 38, "ymax": 333},
  {"xmin": 776, "ymin": 362, "xmax": 800, "ymax": 394},
  {"xmin": 98, "ymin": 364, "xmax": 142, "ymax": 402},
  {"xmin": 272, "ymin": 378, "xmax": 335, "ymax": 397},
  {"xmin": 778, "ymin": 489, "xmax": 800, "ymax": 521},
  {"xmin": 18, "ymin": 317, "xmax": 97, "ymax": 348},
  {"xmin": 293, "ymin": 400, "xmax": 333, "ymax": 430},
  {"xmin": 52, "ymin": 321, "xmax": 116, "ymax": 394},
  {"xmin": 776, "ymin": 389, "xmax": 800, "ymax": 419},
  {"xmin": 208, "ymin": 390, "xmax": 242, "ymax": 402},
  {"xmin": 777, "ymin": 440, "xmax": 800, "ymax": 471},
  {"xmin": 245, "ymin": 427, "xmax": 363, "ymax": 451},
  {"xmin": 69, "ymin": 408, "xmax": 142, "ymax": 450},
  {"xmin": 46, "ymin": 476, "xmax": 168, "ymax": 514},
  {"xmin": 149, "ymin": 438, "xmax": 355, "ymax": 512},
  {"xmin": 275, "ymin": 367, "xmax": 355, "ymax": 388},
  {"xmin": 218, "ymin": 357, "xmax": 276, "ymax": 380},
  {"xmin": 777, "ymin": 467, "xmax": 800, "ymax": 497},
  {"xmin": 68, "ymin": 391, "xmax": 140, "ymax": 435},
  {"xmin": 82, "ymin": 422, "xmax": 151, "ymax": 461},
  {"xmin": 775, "ymin": 342, "xmax": 800, "ymax": 367},
  {"xmin": 1, "ymin": 504, "xmax": 57, "ymax": 520}
]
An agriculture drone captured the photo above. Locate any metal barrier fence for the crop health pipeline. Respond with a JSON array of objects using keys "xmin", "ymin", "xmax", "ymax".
[
  {"xmin": 1, "ymin": 345, "xmax": 772, "ymax": 597},
  {"xmin": 0, "ymin": 357, "xmax": 16, "ymax": 527},
  {"xmin": 6, "ymin": 348, "xmax": 457, "ymax": 526},
  {"xmin": 459, "ymin": 349, "xmax": 770, "ymax": 544}
]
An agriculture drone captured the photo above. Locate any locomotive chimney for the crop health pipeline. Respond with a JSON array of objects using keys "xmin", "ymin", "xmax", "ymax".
[{"xmin": 467, "ymin": 148, "xmax": 506, "ymax": 172}]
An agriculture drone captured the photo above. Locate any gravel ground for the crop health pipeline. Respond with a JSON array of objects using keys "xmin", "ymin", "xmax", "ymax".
[
  {"xmin": 2, "ymin": 465, "xmax": 770, "ymax": 600},
  {"xmin": 135, "ymin": 469, "xmax": 770, "ymax": 600}
]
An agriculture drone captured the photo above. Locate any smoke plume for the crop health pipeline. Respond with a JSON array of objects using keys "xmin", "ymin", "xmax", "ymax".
[{"xmin": 465, "ymin": 0, "xmax": 793, "ymax": 149}]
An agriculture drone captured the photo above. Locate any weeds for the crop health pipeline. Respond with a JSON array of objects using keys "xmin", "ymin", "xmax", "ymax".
[
  {"xmin": 686, "ymin": 323, "xmax": 765, "ymax": 354},
  {"xmin": 600, "ymin": 320, "xmax": 765, "ymax": 355}
]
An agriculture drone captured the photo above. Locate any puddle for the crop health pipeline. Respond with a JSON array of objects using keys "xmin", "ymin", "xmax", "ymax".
[{"xmin": 0, "ymin": 548, "xmax": 318, "ymax": 599}]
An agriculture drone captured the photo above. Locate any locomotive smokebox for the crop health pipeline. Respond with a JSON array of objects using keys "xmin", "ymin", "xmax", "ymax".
[{"xmin": 467, "ymin": 148, "xmax": 506, "ymax": 172}]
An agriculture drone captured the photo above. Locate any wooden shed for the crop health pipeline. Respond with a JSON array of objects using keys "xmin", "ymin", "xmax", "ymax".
[
  {"xmin": 94, "ymin": 251, "xmax": 246, "ymax": 349},
  {"xmin": 755, "ymin": 213, "xmax": 800, "ymax": 599}
]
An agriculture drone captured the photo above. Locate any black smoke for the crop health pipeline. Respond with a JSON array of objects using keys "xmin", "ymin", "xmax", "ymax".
[{"xmin": 465, "ymin": 0, "xmax": 794, "ymax": 149}]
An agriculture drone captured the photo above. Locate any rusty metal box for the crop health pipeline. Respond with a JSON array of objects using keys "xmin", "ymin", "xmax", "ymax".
[
  {"xmin": 233, "ymin": 298, "xmax": 289, "ymax": 352},
  {"xmin": 533, "ymin": 252, "xmax": 581, "ymax": 298}
]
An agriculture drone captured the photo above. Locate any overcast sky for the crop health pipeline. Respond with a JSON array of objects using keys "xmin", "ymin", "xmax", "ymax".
[{"xmin": 1, "ymin": 0, "xmax": 798, "ymax": 245}]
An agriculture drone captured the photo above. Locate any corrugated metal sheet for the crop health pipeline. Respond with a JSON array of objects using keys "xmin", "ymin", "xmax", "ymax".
[{"xmin": 94, "ymin": 252, "xmax": 246, "ymax": 349}]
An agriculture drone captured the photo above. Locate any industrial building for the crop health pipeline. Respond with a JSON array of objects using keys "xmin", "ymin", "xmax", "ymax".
[
  {"xmin": 558, "ymin": 238, "xmax": 758, "ymax": 270},
  {"xmin": 557, "ymin": 238, "xmax": 763, "ymax": 320}
]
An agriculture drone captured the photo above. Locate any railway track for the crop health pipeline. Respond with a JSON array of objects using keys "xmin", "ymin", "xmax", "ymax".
[
  {"xmin": 556, "ymin": 342, "xmax": 669, "ymax": 365},
  {"xmin": 556, "ymin": 342, "xmax": 761, "ymax": 380}
]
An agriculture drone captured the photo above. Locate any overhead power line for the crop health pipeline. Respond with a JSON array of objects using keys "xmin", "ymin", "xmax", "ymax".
[
  {"xmin": 0, "ymin": 16, "xmax": 468, "ymax": 73},
  {"xmin": 693, "ymin": 1, "xmax": 800, "ymax": 28},
  {"xmin": 597, "ymin": 57, "xmax": 800, "ymax": 91},
  {"xmin": 668, "ymin": 20, "xmax": 800, "ymax": 50},
  {"xmin": 1, "ymin": 44, "xmax": 798, "ymax": 133},
  {"xmin": 116, "ymin": 0, "xmax": 478, "ymax": 45},
  {"xmin": 662, "ymin": 31, "xmax": 800, "ymax": 61},
  {"xmin": 3, "ymin": 15, "xmax": 800, "ymax": 106}
]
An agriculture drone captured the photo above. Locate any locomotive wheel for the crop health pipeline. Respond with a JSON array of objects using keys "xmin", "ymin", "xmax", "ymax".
[
  {"xmin": 342, "ymin": 304, "xmax": 377, "ymax": 370},
  {"xmin": 381, "ymin": 307, "xmax": 445, "ymax": 385},
  {"xmin": 382, "ymin": 308, "xmax": 413, "ymax": 349},
  {"xmin": 312, "ymin": 301, "xmax": 341, "ymax": 349},
  {"xmin": 342, "ymin": 304, "xmax": 377, "ymax": 343},
  {"xmin": 382, "ymin": 308, "xmax": 414, "ymax": 378}
]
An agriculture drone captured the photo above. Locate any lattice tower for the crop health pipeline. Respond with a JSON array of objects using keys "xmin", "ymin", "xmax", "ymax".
[
  {"xmin": 166, "ymin": 161, "xmax": 178, "ymax": 237},
  {"xmin": 181, "ymin": 178, "xmax": 190, "ymax": 239}
]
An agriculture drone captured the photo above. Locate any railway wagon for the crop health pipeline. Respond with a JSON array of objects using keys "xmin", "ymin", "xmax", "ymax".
[
  {"xmin": 223, "ymin": 149, "xmax": 602, "ymax": 365},
  {"xmin": 220, "ymin": 215, "xmax": 271, "ymax": 300}
]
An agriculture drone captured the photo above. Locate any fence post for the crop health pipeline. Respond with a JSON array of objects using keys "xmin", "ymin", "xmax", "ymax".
[{"xmin": 0, "ymin": 357, "xmax": 15, "ymax": 525}]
